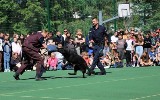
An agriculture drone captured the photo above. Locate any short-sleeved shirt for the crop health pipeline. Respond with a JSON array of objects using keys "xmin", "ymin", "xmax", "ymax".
[{"xmin": 23, "ymin": 32, "xmax": 45, "ymax": 52}]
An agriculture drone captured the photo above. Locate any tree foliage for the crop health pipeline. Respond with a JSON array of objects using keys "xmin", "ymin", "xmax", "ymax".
[{"xmin": 0, "ymin": 0, "xmax": 159, "ymax": 35}]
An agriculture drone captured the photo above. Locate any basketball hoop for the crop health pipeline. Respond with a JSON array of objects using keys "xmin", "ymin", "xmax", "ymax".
[{"xmin": 121, "ymin": 9, "xmax": 128, "ymax": 18}]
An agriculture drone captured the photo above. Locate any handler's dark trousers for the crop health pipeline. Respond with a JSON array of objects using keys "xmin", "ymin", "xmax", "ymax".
[
  {"xmin": 90, "ymin": 45, "xmax": 106, "ymax": 73},
  {"xmin": 16, "ymin": 47, "xmax": 44, "ymax": 77}
]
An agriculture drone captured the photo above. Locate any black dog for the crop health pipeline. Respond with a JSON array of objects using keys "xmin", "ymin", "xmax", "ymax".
[{"xmin": 57, "ymin": 47, "xmax": 92, "ymax": 78}]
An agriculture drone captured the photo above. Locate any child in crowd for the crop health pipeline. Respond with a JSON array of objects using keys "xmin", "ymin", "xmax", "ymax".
[
  {"xmin": 113, "ymin": 52, "xmax": 123, "ymax": 68},
  {"xmin": 101, "ymin": 52, "xmax": 111, "ymax": 68},
  {"xmin": 132, "ymin": 52, "xmax": 139, "ymax": 67},
  {"xmin": 156, "ymin": 41, "xmax": 160, "ymax": 53},
  {"xmin": 140, "ymin": 52, "xmax": 153, "ymax": 66},
  {"xmin": 149, "ymin": 47, "xmax": 156, "ymax": 65},
  {"xmin": 125, "ymin": 34, "xmax": 134, "ymax": 67},
  {"xmin": 103, "ymin": 37, "xmax": 110, "ymax": 56},
  {"xmin": 47, "ymin": 52, "xmax": 58, "ymax": 71},
  {"xmin": 10, "ymin": 53, "xmax": 21, "ymax": 72},
  {"xmin": 54, "ymin": 43, "xmax": 64, "ymax": 70},
  {"xmin": 3, "ymin": 34, "xmax": 11, "ymax": 72},
  {"xmin": 155, "ymin": 52, "xmax": 160, "ymax": 65},
  {"xmin": 81, "ymin": 52, "xmax": 92, "ymax": 67},
  {"xmin": 47, "ymin": 39, "xmax": 57, "ymax": 55}
]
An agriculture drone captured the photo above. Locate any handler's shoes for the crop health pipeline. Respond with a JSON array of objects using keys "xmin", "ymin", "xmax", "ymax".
[
  {"xmin": 35, "ymin": 77, "xmax": 47, "ymax": 81},
  {"xmin": 86, "ymin": 70, "xmax": 95, "ymax": 76},
  {"xmin": 13, "ymin": 73, "xmax": 20, "ymax": 80},
  {"xmin": 97, "ymin": 72, "xmax": 106, "ymax": 75}
]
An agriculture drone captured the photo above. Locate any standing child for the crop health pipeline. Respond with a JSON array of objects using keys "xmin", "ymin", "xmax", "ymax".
[
  {"xmin": 125, "ymin": 34, "xmax": 134, "ymax": 67},
  {"xmin": 3, "ymin": 34, "xmax": 11, "ymax": 72},
  {"xmin": 47, "ymin": 52, "xmax": 58, "ymax": 71}
]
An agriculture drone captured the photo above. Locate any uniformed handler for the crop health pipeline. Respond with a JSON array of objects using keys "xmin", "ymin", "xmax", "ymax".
[
  {"xmin": 13, "ymin": 30, "xmax": 48, "ymax": 81},
  {"xmin": 87, "ymin": 18, "xmax": 107, "ymax": 75}
]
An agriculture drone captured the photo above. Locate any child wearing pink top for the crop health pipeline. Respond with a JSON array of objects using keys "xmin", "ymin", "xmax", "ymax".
[{"xmin": 47, "ymin": 52, "xmax": 58, "ymax": 71}]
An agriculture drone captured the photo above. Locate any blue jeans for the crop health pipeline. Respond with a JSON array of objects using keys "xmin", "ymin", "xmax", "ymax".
[
  {"xmin": 57, "ymin": 62, "xmax": 63, "ymax": 70},
  {"xmin": 114, "ymin": 62, "xmax": 123, "ymax": 68},
  {"xmin": 136, "ymin": 46, "xmax": 143, "ymax": 58},
  {"xmin": 4, "ymin": 52, "xmax": 10, "ymax": 70},
  {"xmin": 90, "ymin": 45, "xmax": 106, "ymax": 72}
]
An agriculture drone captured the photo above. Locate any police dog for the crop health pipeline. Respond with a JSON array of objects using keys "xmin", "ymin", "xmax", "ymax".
[{"xmin": 57, "ymin": 46, "xmax": 91, "ymax": 78}]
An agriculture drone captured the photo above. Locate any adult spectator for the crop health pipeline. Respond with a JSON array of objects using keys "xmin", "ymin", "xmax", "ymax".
[
  {"xmin": 75, "ymin": 29, "xmax": 85, "ymax": 55},
  {"xmin": 143, "ymin": 33, "xmax": 151, "ymax": 53},
  {"xmin": 11, "ymin": 37, "xmax": 22, "ymax": 60},
  {"xmin": 0, "ymin": 33, "xmax": 4, "ymax": 72},
  {"xmin": 62, "ymin": 29, "xmax": 69, "ymax": 41},
  {"xmin": 54, "ymin": 31, "xmax": 65, "ymax": 46}
]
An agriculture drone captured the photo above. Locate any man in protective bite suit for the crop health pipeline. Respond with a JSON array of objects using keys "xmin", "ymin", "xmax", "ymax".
[{"xmin": 13, "ymin": 30, "xmax": 48, "ymax": 81}]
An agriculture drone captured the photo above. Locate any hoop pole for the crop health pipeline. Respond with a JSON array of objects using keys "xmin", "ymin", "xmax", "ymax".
[{"xmin": 113, "ymin": 0, "xmax": 117, "ymax": 32}]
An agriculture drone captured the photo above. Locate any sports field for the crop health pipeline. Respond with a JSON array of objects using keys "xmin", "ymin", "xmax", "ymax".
[{"xmin": 0, "ymin": 66, "xmax": 160, "ymax": 100}]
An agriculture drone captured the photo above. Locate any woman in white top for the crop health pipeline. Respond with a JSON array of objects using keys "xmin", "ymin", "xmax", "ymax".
[{"xmin": 11, "ymin": 37, "xmax": 22, "ymax": 60}]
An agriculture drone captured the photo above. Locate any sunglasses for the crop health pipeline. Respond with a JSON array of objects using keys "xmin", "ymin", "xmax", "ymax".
[{"xmin": 64, "ymin": 31, "xmax": 68, "ymax": 32}]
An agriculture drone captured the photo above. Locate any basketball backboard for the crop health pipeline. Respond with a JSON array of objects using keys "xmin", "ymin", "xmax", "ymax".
[{"xmin": 118, "ymin": 3, "xmax": 130, "ymax": 18}]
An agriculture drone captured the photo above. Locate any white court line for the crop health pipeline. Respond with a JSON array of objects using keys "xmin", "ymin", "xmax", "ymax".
[
  {"xmin": 58, "ymin": 98, "xmax": 72, "ymax": 100},
  {"xmin": 0, "ymin": 74, "xmax": 159, "ymax": 96},
  {"xmin": 20, "ymin": 96, "xmax": 33, "ymax": 98},
  {"xmin": 40, "ymin": 97, "xmax": 52, "ymax": 99},
  {"xmin": 1, "ymin": 94, "xmax": 90, "ymax": 100},
  {"xmin": 1, "ymin": 94, "xmax": 13, "ymax": 96},
  {"xmin": 130, "ymin": 94, "xmax": 160, "ymax": 100}
]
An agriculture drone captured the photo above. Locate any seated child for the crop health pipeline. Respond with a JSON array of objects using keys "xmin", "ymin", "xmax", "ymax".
[
  {"xmin": 54, "ymin": 43, "xmax": 64, "ymax": 70},
  {"xmin": 140, "ymin": 51, "xmax": 153, "ymax": 66},
  {"xmin": 156, "ymin": 41, "xmax": 160, "ymax": 53},
  {"xmin": 47, "ymin": 39, "xmax": 57, "ymax": 55},
  {"xmin": 47, "ymin": 52, "xmax": 58, "ymax": 71},
  {"xmin": 81, "ymin": 52, "xmax": 92, "ymax": 67},
  {"xmin": 101, "ymin": 52, "xmax": 111, "ymax": 68},
  {"xmin": 10, "ymin": 53, "xmax": 21, "ymax": 72},
  {"xmin": 156, "ymin": 52, "xmax": 160, "ymax": 65},
  {"xmin": 149, "ymin": 47, "xmax": 156, "ymax": 64},
  {"xmin": 113, "ymin": 52, "xmax": 123, "ymax": 68}
]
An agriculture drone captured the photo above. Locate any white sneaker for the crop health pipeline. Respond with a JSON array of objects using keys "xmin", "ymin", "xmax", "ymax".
[
  {"xmin": 132, "ymin": 64, "xmax": 135, "ymax": 68},
  {"xmin": 4, "ymin": 69, "xmax": 7, "ymax": 72},
  {"xmin": 7, "ymin": 69, "xmax": 10, "ymax": 72},
  {"xmin": 137, "ymin": 64, "xmax": 140, "ymax": 68},
  {"xmin": 105, "ymin": 65, "xmax": 110, "ymax": 69}
]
